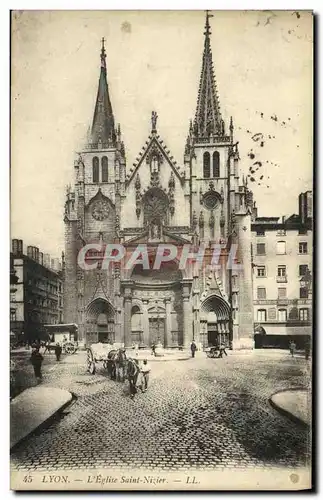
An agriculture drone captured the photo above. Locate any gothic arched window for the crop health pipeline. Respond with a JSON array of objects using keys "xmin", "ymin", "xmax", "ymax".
[
  {"xmin": 203, "ymin": 152, "xmax": 210, "ymax": 178},
  {"xmin": 92, "ymin": 157, "xmax": 99, "ymax": 183},
  {"xmin": 101, "ymin": 156, "xmax": 108, "ymax": 182},
  {"xmin": 213, "ymin": 151, "xmax": 220, "ymax": 178}
]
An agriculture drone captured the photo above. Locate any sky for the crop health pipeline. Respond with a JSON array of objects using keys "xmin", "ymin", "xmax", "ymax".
[{"xmin": 11, "ymin": 10, "xmax": 313, "ymax": 259}]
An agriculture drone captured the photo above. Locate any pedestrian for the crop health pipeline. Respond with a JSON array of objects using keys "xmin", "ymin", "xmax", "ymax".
[
  {"xmin": 305, "ymin": 339, "xmax": 311, "ymax": 361},
  {"xmin": 190, "ymin": 340, "xmax": 197, "ymax": 358},
  {"xmin": 140, "ymin": 359, "xmax": 151, "ymax": 392},
  {"xmin": 55, "ymin": 343, "xmax": 62, "ymax": 362},
  {"xmin": 218, "ymin": 342, "xmax": 228, "ymax": 358},
  {"xmin": 30, "ymin": 346, "xmax": 44, "ymax": 382},
  {"xmin": 289, "ymin": 340, "xmax": 296, "ymax": 358},
  {"xmin": 151, "ymin": 343, "xmax": 156, "ymax": 357}
]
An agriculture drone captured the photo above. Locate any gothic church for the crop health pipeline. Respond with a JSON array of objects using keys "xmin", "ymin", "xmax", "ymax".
[{"xmin": 63, "ymin": 13, "xmax": 255, "ymax": 349}]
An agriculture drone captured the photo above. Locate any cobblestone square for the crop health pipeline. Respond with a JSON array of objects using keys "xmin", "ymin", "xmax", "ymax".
[{"xmin": 11, "ymin": 351, "xmax": 311, "ymax": 472}]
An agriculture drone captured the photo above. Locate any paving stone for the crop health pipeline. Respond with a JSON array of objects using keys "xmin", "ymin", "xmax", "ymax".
[{"xmin": 11, "ymin": 353, "xmax": 311, "ymax": 471}]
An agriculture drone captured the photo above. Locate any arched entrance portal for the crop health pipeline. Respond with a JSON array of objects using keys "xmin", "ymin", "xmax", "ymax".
[
  {"xmin": 86, "ymin": 298, "xmax": 115, "ymax": 345},
  {"xmin": 129, "ymin": 263, "xmax": 183, "ymax": 347},
  {"xmin": 200, "ymin": 294, "xmax": 231, "ymax": 348}
]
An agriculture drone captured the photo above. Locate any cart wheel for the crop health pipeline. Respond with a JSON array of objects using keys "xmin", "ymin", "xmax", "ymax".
[
  {"xmin": 65, "ymin": 342, "xmax": 76, "ymax": 355},
  {"xmin": 87, "ymin": 349, "xmax": 96, "ymax": 374}
]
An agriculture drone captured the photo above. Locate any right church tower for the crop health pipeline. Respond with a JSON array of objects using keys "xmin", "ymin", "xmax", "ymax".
[
  {"xmin": 63, "ymin": 11, "xmax": 256, "ymax": 350},
  {"xmin": 185, "ymin": 12, "xmax": 255, "ymax": 349}
]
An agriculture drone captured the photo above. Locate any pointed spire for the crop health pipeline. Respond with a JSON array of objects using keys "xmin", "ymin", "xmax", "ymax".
[
  {"xmin": 120, "ymin": 141, "xmax": 125, "ymax": 157},
  {"xmin": 234, "ymin": 141, "xmax": 239, "ymax": 159},
  {"xmin": 184, "ymin": 134, "xmax": 191, "ymax": 156},
  {"xmin": 193, "ymin": 11, "xmax": 225, "ymax": 141},
  {"xmin": 90, "ymin": 37, "xmax": 116, "ymax": 148},
  {"xmin": 230, "ymin": 116, "xmax": 234, "ymax": 144},
  {"xmin": 185, "ymin": 119, "xmax": 195, "ymax": 156}
]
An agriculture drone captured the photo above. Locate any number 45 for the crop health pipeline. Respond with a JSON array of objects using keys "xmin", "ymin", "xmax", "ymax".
[{"xmin": 23, "ymin": 475, "xmax": 33, "ymax": 483}]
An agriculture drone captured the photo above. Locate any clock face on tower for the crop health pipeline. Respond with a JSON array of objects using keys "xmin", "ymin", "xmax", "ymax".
[{"xmin": 91, "ymin": 200, "xmax": 110, "ymax": 221}]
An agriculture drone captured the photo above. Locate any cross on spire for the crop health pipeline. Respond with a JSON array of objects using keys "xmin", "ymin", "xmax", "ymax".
[
  {"xmin": 100, "ymin": 37, "xmax": 106, "ymax": 69},
  {"xmin": 204, "ymin": 10, "xmax": 213, "ymax": 36}
]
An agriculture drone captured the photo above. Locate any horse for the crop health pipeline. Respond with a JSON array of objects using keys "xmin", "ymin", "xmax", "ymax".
[
  {"xmin": 107, "ymin": 349, "xmax": 128, "ymax": 382},
  {"xmin": 126, "ymin": 358, "xmax": 140, "ymax": 398}
]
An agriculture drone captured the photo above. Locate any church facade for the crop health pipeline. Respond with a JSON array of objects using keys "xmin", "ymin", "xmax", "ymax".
[{"xmin": 63, "ymin": 14, "xmax": 255, "ymax": 350}]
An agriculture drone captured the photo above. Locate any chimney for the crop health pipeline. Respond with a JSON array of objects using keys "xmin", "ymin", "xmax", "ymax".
[
  {"xmin": 51, "ymin": 258, "xmax": 60, "ymax": 272},
  {"xmin": 12, "ymin": 239, "xmax": 23, "ymax": 255},
  {"xmin": 299, "ymin": 192, "xmax": 306, "ymax": 223},
  {"xmin": 306, "ymin": 191, "xmax": 312, "ymax": 219},
  {"xmin": 12, "ymin": 239, "xmax": 18, "ymax": 255},
  {"xmin": 27, "ymin": 246, "xmax": 33, "ymax": 259},
  {"xmin": 43, "ymin": 254, "xmax": 51, "ymax": 268}
]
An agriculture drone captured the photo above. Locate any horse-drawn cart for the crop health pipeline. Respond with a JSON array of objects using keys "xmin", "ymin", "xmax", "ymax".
[
  {"xmin": 206, "ymin": 346, "xmax": 220, "ymax": 358},
  {"xmin": 86, "ymin": 343, "xmax": 129, "ymax": 381},
  {"xmin": 44, "ymin": 323, "xmax": 78, "ymax": 355},
  {"xmin": 86, "ymin": 342, "xmax": 113, "ymax": 374},
  {"xmin": 45, "ymin": 340, "xmax": 78, "ymax": 355}
]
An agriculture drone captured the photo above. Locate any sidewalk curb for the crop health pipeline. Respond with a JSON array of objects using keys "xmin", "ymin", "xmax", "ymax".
[
  {"xmin": 269, "ymin": 387, "xmax": 310, "ymax": 428},
  {"xmin": 10, "ymin": 387, "xmax": 74, "ymax": 450}
]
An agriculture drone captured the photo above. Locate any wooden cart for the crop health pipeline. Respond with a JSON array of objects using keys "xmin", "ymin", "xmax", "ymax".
[{"xmin": 86, "ymin": 342, "xmax": 113, "ymax": 375}]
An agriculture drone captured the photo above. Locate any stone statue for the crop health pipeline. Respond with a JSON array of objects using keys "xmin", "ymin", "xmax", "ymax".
[
  {"xmin": 151, "ymin": 111, "xmax": 158, "ymax": 131},
  {"xmin": 151, "ymin": 223, "xmax": 159, "ymax": 239}
]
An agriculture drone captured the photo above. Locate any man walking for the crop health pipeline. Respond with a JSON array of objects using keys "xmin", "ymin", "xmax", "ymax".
[
  {"xmin": 55, "ymin": 343, "xmax": 62, "ymax": 362},
  {"xmin": 140, "ymin": 359, "xmax": 151, "ymax": 392},
  {"xmin": 190, "ymin": 340, "xmax": 197, "ymax": 358},
  {"xmin": 305, "ymin": 339, "xmax": 311, "ymax": 361},
  {"xmin": 30, "ymin": 346, "xmax": 44, "ymax": 382},
  {"xmin": 289, "ymin": 340, "xmax": 296, "ymax": 358}
]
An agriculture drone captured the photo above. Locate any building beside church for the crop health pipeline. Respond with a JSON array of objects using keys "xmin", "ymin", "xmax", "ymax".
[
  {"xmin": 63, "ymin": 14, "xmax": 256, "ymax": 349},
  {"xmin": 252, "ymin": 191, "xmax": 312, "ymax": 349},
  {"xmin": 10, "ymin": 239, "xmax": 64, "ymax": 343}
]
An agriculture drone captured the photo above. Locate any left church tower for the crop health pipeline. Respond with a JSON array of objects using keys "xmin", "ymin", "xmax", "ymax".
[{"xmin": 64, "ymin": 39, "xmax": 126, "ymax": 345}]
